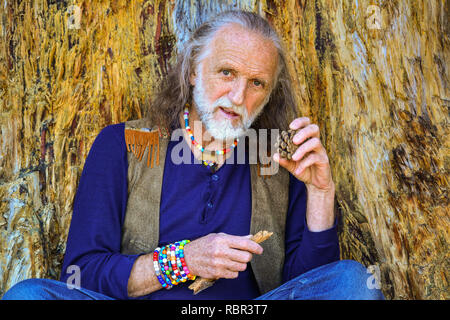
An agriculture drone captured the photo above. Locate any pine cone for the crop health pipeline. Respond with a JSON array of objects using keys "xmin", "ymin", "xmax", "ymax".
[{"xmin": 275, "ymin": 129, "xmax": 298, "ymax": 160}]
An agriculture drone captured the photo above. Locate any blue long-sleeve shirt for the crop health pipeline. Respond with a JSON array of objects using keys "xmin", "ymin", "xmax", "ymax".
[{"xmin": 60, "ymin": 123, "xmax": 340, "ymax": 299}]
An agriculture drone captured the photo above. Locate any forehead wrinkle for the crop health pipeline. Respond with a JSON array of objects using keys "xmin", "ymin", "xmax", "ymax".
[
  {"xmin": 197, "ymin": 23, "xmax": 279, "ymax": 88},
  {"xmin": 208, "ymin": 44, "xmax": 277, "ymax": 82}
]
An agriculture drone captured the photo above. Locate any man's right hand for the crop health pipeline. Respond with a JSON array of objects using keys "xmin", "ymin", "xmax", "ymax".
[{"xmin": 183, "ymin": 233, "xmax": 263, "ymax": 279}]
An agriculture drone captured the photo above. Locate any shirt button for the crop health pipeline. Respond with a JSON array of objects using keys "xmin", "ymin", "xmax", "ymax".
[
  {"xmin": 207, "ymin": 201, "xmax": 213, "ymax": 208},
  {"xmin": 212, "ymin": 174, "xmax": 219, "ymax": 181}
]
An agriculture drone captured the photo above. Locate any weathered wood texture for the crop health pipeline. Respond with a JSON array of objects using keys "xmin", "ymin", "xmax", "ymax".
[{"xmin": 0, "ymin": 0, "xmax": 448, "ymax": 299}]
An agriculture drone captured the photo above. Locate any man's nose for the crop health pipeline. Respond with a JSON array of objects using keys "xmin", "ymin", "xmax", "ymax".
[{"xmin": 228, "ymin": 78, "xmax": 247, "ymax": 106}]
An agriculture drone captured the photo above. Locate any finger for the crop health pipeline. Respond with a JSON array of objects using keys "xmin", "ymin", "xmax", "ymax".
[
  {"xmin": 292, "ymin": 137, "xmax": 323, "ymax": 162},
  {"xmin": 294, "ymin": 152, "xmax": 322, "ymax": 176},
  {"xmin": 225, "ymin": 235, "xmax": 263, "ymax": 255},
  {"xmin": 222, "ymin": 270, "xmax": 239, "ymax": 279},
  {"xmin": 226, "ymin": 248, "xmax": 253, "ymax": 264},
  {"xmin": 289, "ymin": 117, "xmax": 311, "ymax": 130},
  {"xmin": 273, "ymin": 152, "xmax": 297, "ymax": 175},
  {"xmin": 226, "ymin": 260, "xmax": 248, "ymax": 272},
  {"xmin": 292, "ymin": 124, "xmax": 320, "ymax": 145}
]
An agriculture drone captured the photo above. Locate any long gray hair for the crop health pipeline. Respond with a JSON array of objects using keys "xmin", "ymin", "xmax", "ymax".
[{"xmin": 148, "ymin": 10, "xmax": 298, "ymax": 137}]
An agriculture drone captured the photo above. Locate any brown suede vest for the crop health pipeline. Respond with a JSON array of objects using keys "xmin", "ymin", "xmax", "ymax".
[{"xmin": 120, "ymin": 118, "xmax": 290, "ymax": 294}]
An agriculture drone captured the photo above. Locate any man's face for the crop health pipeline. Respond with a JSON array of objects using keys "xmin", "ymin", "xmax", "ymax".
[{"xmin": 190, "ymin": 23, "xmax": 279, "ymax": 140}]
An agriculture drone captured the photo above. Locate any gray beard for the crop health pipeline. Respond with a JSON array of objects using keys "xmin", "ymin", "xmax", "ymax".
[{"xmin": 192, "ymin": 72, "xmax": 268, "ymax": 141}]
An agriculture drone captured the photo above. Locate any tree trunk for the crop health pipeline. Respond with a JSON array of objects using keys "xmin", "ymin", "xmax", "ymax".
[{"xmin": 0, "ymin": 0, "xmax": 448, "ymax": 299}]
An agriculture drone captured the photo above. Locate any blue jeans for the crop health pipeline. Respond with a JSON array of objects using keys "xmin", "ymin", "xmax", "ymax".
[{"xmin": 2, "ymin": 260, "xmax": 384, "ymax": 300}]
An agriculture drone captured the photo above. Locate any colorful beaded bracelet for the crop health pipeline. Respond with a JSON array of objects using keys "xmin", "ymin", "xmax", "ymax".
[
  {"xmin": 176, "ymin": 240, "xmax": 196, "ymax": 281},
  {"xmin": 153, "ymin": 247, "xmax": 172, "ymax": 289},
  {"xmin": 152, "ymin": 240, "xmax": 195, "ymax": 289},
  {"xmin": 160, "ymin": 246, "xmax": 174, "ymax": 286}
]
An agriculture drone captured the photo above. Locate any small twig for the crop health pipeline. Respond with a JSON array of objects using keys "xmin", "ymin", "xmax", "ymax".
[{"xmin": 188, "ymin": 231, "xmax": 273, "ymax": 295}]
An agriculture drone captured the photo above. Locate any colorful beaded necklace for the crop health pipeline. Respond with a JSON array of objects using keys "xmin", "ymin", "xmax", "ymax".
[{"xmin": 183, "ymin": 106, "xmax": 238, "ymax": 171}]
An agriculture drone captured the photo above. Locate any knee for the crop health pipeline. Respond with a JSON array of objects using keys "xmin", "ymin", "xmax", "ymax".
[
  {"xmin": 2, "ymin": 279, "xmax": 49, "ymax": 300},
  {"xmin": 334, "ymin": 260, "xmax": 385, "ymax": 300}
]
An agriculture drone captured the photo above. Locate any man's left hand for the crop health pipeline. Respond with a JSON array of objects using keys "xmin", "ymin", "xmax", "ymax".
[{"xmin": 273, "ymin": 117, "xmax": 334, "ymax": 192}]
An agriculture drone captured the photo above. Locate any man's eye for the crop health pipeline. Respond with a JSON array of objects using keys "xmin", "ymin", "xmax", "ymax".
[
  {"xmin": 253, "ymin": 80, "xmax": 262, "ymax": 87},
  {"xmin": 222, "ymin": 70, "xmax": 231, "ymax": 76}
]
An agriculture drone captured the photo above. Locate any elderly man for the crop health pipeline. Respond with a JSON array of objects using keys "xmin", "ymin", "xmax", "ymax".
[{"xmin": 3, "ymin": 10, "xmax": 383, "ymax": 300}]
